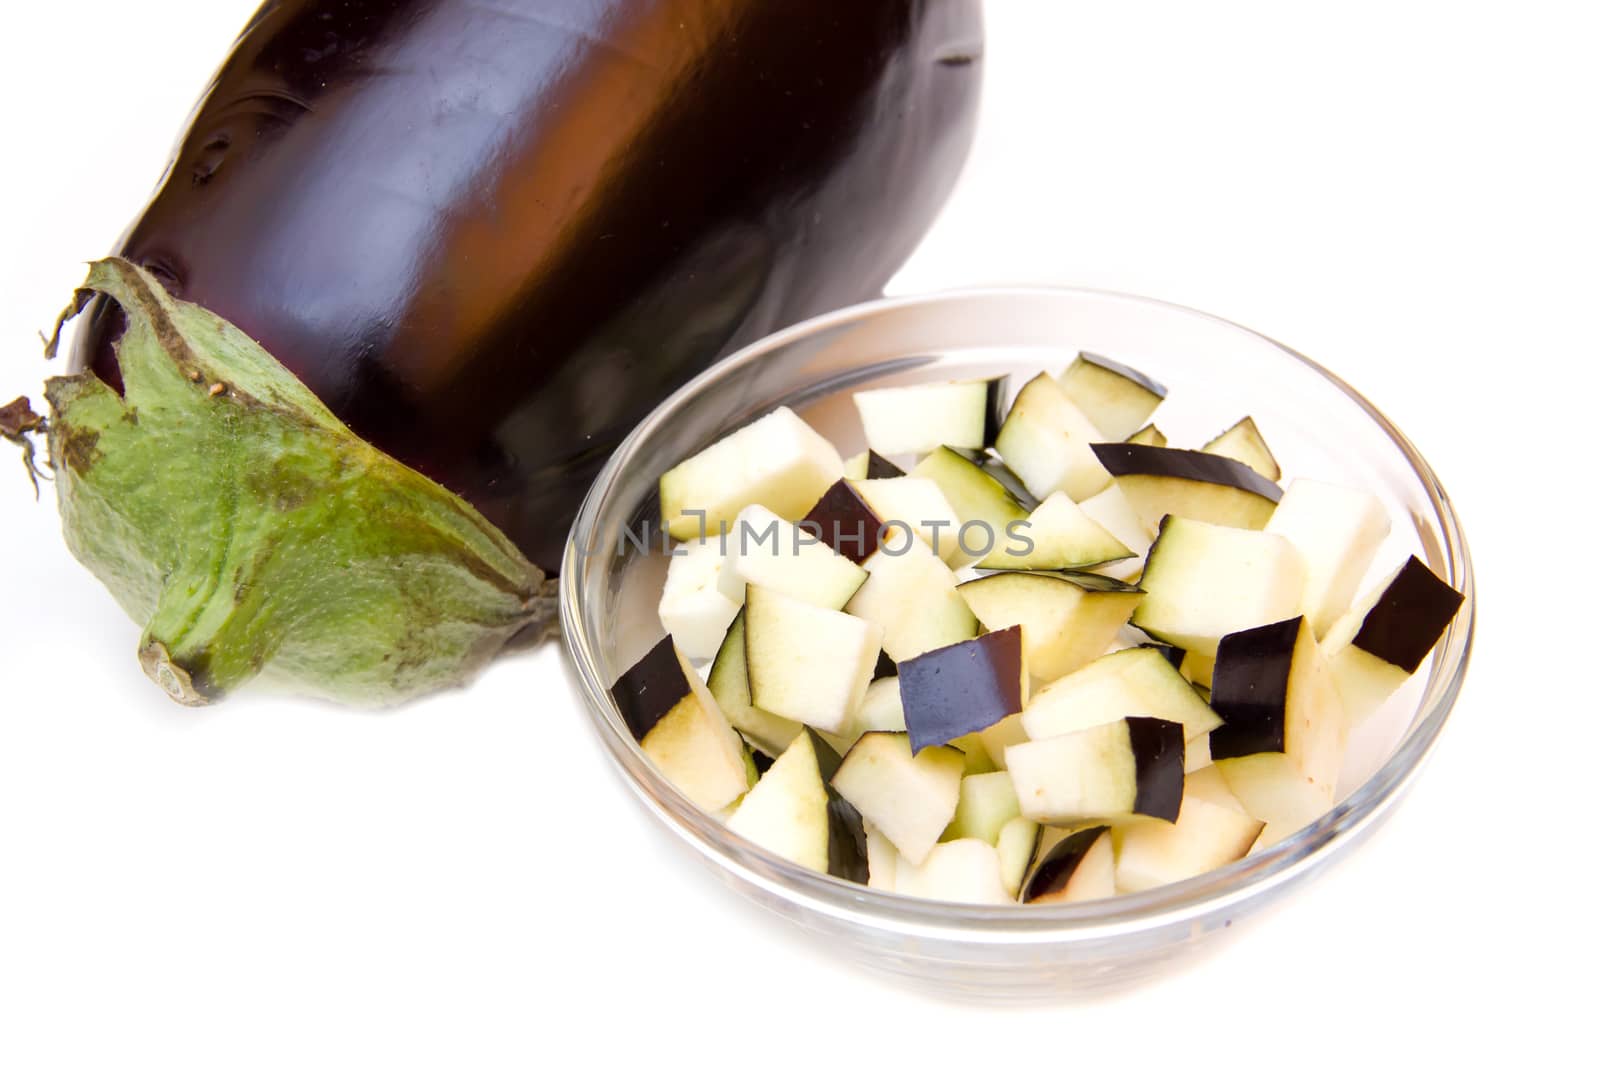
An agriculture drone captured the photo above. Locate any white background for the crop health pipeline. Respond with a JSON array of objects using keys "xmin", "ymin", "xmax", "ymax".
[{"xmin": 2, "ymin": 1, "xmax": 1593, "ymax": 1062}]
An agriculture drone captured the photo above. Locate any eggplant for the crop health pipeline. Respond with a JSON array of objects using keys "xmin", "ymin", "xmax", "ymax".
[
  {"xmin": 611, "ymin": 637, "xmax": 750, "ymax": 811},
  {"xmin": 1090, "ymin": 442, "xmax": 1283, "ymax": 531},
  {"xmin": 69, "ymin": 0, "xmax": 984, "ymax": 574},
  {"xmin": 802, "ymin": 480, "xmax": 888, "ymax": 565},
  {"xmin": 18, "ymin": 0, "xmax": 979, "ymax": 705},
  {"xmin": 1020, "ymin": 826, "xmax": 1114, "ymax": 904},
  {"xmin": 896, "ymin": 626, "xmax": 1026, "ymax": 754}
]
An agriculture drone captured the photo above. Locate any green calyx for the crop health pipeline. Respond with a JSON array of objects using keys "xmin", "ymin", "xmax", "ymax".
[{"xmin": 38, "ymin": 258, "xmax": 553, "ymax": 706}]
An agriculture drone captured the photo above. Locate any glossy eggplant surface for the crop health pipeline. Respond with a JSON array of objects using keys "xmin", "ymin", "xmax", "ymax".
[{"xmin": 72, "ymin": 0, "xmax": 984, "ymax": 571}]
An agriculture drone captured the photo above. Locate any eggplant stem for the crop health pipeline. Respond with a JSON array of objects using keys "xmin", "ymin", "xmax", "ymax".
[
  {"xmin": 138, "ymin": 642, "xmax": 211, "ymax": 707},
  {"xmin": 44, "ymin": 260, "xmax": 551, "ymax": 705}
]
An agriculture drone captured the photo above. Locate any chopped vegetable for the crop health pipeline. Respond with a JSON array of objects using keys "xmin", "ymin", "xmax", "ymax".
[{"xmin": 637, "ymin": 353, "xmax": 1457, "ymax": 904}]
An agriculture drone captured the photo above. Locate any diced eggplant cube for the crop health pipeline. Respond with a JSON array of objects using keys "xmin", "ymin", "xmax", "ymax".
[
  {"xmin": 977, "ymin": 713, "xmax": 1030, "ymax": 772},
  {"xmin": 1021, "ymin": 825, "xmax": 1116, "ymax": 904},
  {"xmin": 1091, "ymin": 443, "xmax": 1282, "ymax": 531},
  {"xmin": 852, "ymin": 476, "xmax": 965, "ymax": 563},
  {"xmin": 1339, "ymin": 554, "xmax": 1464, "ymax": 674},
  {"xmin": 717, "ymin": 503, "xmax": 867, "ymax": 608},
  {"xmin": 852, "ymin": 378, "xmax": 1007, "ymax": 456},
  {"xmin": 1058, "ymin": 352, "xmax": 1167, "ymax": 441},
  {"xmin": 909, "ymin": 446, "xmax": 1031, "ymax": 567},
  {"xmin": 659, "ymin": 407, "xmax": 842, "ymax": 542},
  {"xmin": 959, "ymin": 570, "xmax": 1143, "ymax": 684},
  {"xmin": 830, "ymin": 733, "xmax": 965, "ymax": 865},
  {"xmin": 818, "ymin": 675, "xmax": 907, "ymax": 757},
  {"xmin": 996, "ymin": 816, "xmax": 1041, "ymax": 898},
  {"xmin": 1265, "ymin": 479, "xmax": 1392, "ymax": 637},
  {"xmin": 844, "ymin": 530, "xmax": 978, "ymax": 661},
  {"xmin": 801, "ymin": 479, "xmax": 888, "ymax": 565},
  {"xmin": 725, "ymin": 730, "xmax": 836, "ymax": 875},
  {"xmin": 1021, "ymin": 646, "xmax": 1222, "ymax": 744},
  {"xmin": 948, "ymin": 732, "xmax": 999, "ymax": 775},
  {"xmin": 893, "ymin": 839, "xmax": 1014, "ymax": 904},
  {"xmin": 1006, "ymin": 717, "xmax": 1185, "ymax": 825},
  {"xmin": 707, "ymin": 610, "xmax": 803, "ymax": 758},
  {"xmin": 943, "ymin": 770, "xmax": 1023, "ymax": 845},
  {"xmin": 1322, "ymin": 555, "xmax": 1464, "ymax": 725},
  {"xmin": 993, "ymin": 373, "xmax": 1112, "ymax": 502},
  {"xmin": 612, "ymin": 637, "xmax": 696, "ymax": 743},
  {"xmin": 1217, "ymin": 755, "xmax": 1338, "ymax": 848},
  {"xmin": 1134, "ymin": 517, "xmax": 1306, "ymax": 656},
  {"xmin": 611, "ymin": 638, "xmax": 751, "ymax": 811},
  {"xmin": 1200, "ymin": 415, "xmax": 1281, "ymax": 482},
  {"xmin": 1078, "ymin": 482, "xmax": 1156, "ymax": 582},
  {"xmin": 981, "ymin": 491, "xmax": 1133, "ymax": 571},
  {"xmin": 657, "ymin": 537, "xmax": 743, "ymax": 662},
  {"xmin": 898, "ymin": 627, "xmax": 1027, "ymax": 754},
  {"xmin": 745, "ymin": 585, "xmax": 882, "ymax": 734},
  {"xmin": 1210, "ymin": 617, "xmax": 1346, "ymax": 832},
  {"xmin": 1113, "ymin": 794, "xmax": 1264, "ymax": 893}
]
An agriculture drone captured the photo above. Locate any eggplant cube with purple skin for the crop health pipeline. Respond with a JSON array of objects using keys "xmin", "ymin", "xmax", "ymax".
[
  {"xmin": 801, "ymin": 480, "xmax": 890, "ymax": 565},
  {"xmin": 1321, "ymin": 556, "xmax": 1463, "ymax": 726},
  {"xmin": 611, "ymin": 637, "xmax": 751, "ymax": 813},
  {"xmin": 1091, "ymin": 442, "xmax": 1283, "ymax": 532},
  {"xmin": 1021, "ymin": 825, "xmax": 1116, "ymax": 904},
  {"xmin": 958, "ymin": 571, "xmax": 1144, "ymax": 684},
  {"xmin": 993, "ymin": 372, "xmax": 1112, "ymax": 503},
  {"xmin": 898, "ymin": 627, "xmax": 1027, "ymax": 754},
  {"xmin": 1057, "ymin": 352, "xmax": 1168, "ymax": 442},
  {"xmin": 908, "ymin": 447, "xmax": 1031, "ymax": 568},
  {"xmin": 705, "ymin": 610, "xmax": 803, "ymax": 759},
  {"xmin": 1210, "ymin": 616, "xmax": 1347, "ymax": 837},
  {"xmin": 1201, "ymin": 416, "xmax": 1281, "ymax": 482},
  {"xmin": 1006, "ymin": 717, "xmax": 1185, "ymax": 826},
  {"xmin": 725, "ymin": 729, "xmax": 868, "ymax": 883}
]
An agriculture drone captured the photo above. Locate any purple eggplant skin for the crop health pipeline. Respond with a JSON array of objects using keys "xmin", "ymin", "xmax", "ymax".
[{"xmin": 71, "ymin": 0, "xmax": 984, "ymax": 573}]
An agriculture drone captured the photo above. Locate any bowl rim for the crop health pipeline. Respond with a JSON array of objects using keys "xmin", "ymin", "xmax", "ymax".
[{"xmin": 559, "ymin": 284, "xmax": 1475, "ymax": 944}]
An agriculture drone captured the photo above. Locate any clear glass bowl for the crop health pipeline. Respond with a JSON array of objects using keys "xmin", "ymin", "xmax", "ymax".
[{"xmin": 558, "ymin": 288, "xmax": 1474, "ymax": 1000}]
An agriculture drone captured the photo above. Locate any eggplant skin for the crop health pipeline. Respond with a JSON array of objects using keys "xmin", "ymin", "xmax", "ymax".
[{"xmin": 71, "ymin": 0, "xmax": 983, "ymax": 572}]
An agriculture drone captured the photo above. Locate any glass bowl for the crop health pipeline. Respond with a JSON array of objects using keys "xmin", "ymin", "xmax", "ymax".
[{"xmin": 558, "ymin": 288, "xmax": 1474, "ymax": 1001}]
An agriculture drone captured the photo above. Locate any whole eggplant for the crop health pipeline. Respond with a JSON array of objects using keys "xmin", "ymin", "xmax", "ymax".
[{"xmin": 72, "ymin": 0, "xmax": 984, "ymax": 574}]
